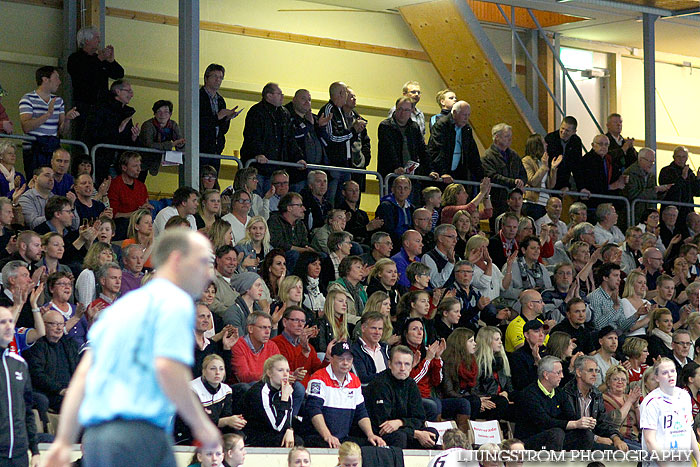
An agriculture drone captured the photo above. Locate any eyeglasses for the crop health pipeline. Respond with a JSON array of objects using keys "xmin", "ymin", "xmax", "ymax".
[
  {"xmin": 285, "ymin": 318, "xmax": 306, "ymax": 324},
  {"xmin": 202, "ymin": 175, "xmax": 216, "ymax": 180},
  {"xmin": 236, "ymin": 199, "xmax": 252, "ymax": 205},
  {"xmin": 674, "ymin": 341, "xmax": 692, "ymax": 346},
  {"xmin": 53, "ymin": 281, "xmax": 72, "ymax": 287}
]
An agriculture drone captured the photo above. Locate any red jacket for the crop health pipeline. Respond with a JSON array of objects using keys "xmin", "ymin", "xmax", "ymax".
[
  {"xmin": 271, "ymin": 333, "xmax": 326, "ymax": 387},
  {"xmin": 230, "ymin": 337, "xmax": 280, "ymax": 384},
  {"xmin": 408, "ymin": 345, "xmax": 443, "ymax": 398},
  {"xmin": 107, "ymin": 174, "xmax": 148, "ymax": 215}
]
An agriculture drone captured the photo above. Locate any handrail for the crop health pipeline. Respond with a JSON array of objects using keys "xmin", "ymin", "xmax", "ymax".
[
  {"xmin": 91, "ymin": 143, "xmax": 242, "ymax": 169},
  {"xmin": 384, "ymin": 173, "xmax": 633, "ymax": 225},
  {"xmin": 0, "ymin": 133, "xmax": 89, "ymax": 156},
  {"xmin": 244, "ymin": 158, "xmax": 386, "ymax": 197},
  {"xmin": 631, "ymin": 197, "xmax": 700, "ymax": 216}
]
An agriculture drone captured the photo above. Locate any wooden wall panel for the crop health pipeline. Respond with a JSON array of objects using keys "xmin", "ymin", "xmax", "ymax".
[{"xmin": 400, "ymin": 0, "xmax": 534, "ymax": 152}]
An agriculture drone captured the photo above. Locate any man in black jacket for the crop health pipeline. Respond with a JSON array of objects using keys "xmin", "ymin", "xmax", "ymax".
[
  {"xmin": 509, "ymin": 319, "xmax": 546, "ymax": 391},
  {"xmin": 351, "ymin": 312, "xmax": 390, "ymax": 386},
  {"xmin": 199, "ymin": 64, "xmax": 240, "ymax": 171},
  {"xmin": 343, "ymin": 87, "xmax": 372, "ymax": 198},
  {"xmin": 562, "ymin": 356, "xmax": 628, "ymax": 451},
  {"xmin": 240, "ymin": 82, "xmax": 304, "ymax": 196},
  {"xmin": 365, "ymin": 345, "xmax": 439, "ymax": 448},
  {"xmin": 319, "ymin": 82, "xmax": 367, "ymax": 206},
  {"xmin": 606, "ymin": 113, "xmax": 637, "ymax": 171},
  {"xmin": 67, "ymin": 26, "xmax": 125, "ymax": 141},
  {"xmin": 427, "ymin": 101, "xmax": 483, "ymax": 185},
  {"xmin": 659, "ymin": 146, "xmax": 700, "ymax": 232},
  {"xmin": 482, "ymin": 123, "xmax": 527, "ymax": 231},
  {"xmin": 285, "ymin": 89, "xmax": 330, "ymax": 192},
  {"xmin": 544, "ymin": 116, "xmax": 583, "ymax": 190},
  {"xmin": 514, "ymin": 355, "xmax": 595, "ymax": 451},
  {"xmin": 574, "ymin": 134, "xmax": 627, "ymax": 210},
  {"xmin": 377, "ymin": 97, "xmax": 428, "ymax": 178},
  {"xmin": 550, "ymin": 298, "xmax": 595, "ymax": 355},
  {"xmin": 24, "ymin": 310, "xmax": 81, "ymax": 412},
  {"xmin": 0, "ymin": 307, "xmax": 39, "ymax": 466},
  {"xmin": 81, "ymin": 79, "xmax": 139, "ymax": 184}
]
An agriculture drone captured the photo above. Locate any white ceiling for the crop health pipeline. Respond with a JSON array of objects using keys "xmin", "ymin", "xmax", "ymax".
[{"xmin": 305, "ymin": 0, "xmax": 700, "ymax": 58}]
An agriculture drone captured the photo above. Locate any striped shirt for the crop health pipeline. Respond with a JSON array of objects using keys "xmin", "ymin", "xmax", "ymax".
[
  {"xmin": 306, "ymin": 365, "xmax": 367, "ymax": 440},
  {"xmin": 18, "ymin": 91, "xmax": 64, "ymax": 146}
]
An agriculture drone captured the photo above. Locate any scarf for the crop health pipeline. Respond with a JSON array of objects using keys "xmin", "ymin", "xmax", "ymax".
[
  {"xmin": 304, "ymin": 277, "xmax": 325, "ymax": 313},
  {"xmin": 651, "ymin": 327, "xmax": 673, "ymax": 350},
  {"xmin": 499, "ymin": 230, "xmax": 517, "ymax": 258},
  {"xmin": 0, "ymin": 163, "xmax": 16, "ymax": 192},
  {"xmin": 517, "ymin": 256, "xmax": 543, "ymax": 287},
  {"xmin": 152, "ymin": 118, "xmax": 175, "ymax": 143}
]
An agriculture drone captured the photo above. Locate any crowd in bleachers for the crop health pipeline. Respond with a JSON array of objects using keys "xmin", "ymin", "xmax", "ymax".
[{"xmin": 4, "ymin": 25, "xmax": 700, "ymax": 463}]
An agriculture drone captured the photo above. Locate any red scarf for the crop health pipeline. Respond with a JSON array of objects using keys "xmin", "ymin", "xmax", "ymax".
[{"xmin": 499, "ymin": 230, "xmax": 518, "ymax": 258}]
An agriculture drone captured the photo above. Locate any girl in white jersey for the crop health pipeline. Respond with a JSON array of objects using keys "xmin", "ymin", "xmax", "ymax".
[{"xmin": 641, "ymin": 357, "xmax": 700, "ymax": 466}]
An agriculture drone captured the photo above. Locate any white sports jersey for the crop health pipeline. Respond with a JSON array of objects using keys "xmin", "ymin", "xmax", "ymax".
[
  {"xmin": 426, "ymin": 448, "xmax": 477, "ymax": 467},
  {"xmin": 640, "ymin": 387, "xmax": 693, "ymax": 467}
]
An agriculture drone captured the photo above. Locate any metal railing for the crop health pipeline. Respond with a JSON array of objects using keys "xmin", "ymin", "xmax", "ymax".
[
  {"xmin": 632, "ymin": 198, "xmax": 700, "ymax": 217},
  {"xmin": 244, "ymin": 159, "xmax": 386, "ymax": 197},
  {"xmin": 0, "ymin": 133, "xmax": 89, "ymax": 157},
  {"xmin": 384, "ymin": 173, "xmax": 633, "ymax": 225},
  {"xmin": 91, "ymin": 143, "xmax": 242, "ymax": 170}
]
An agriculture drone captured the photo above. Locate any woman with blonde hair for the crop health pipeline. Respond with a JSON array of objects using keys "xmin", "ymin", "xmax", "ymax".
[
  {"xmin": 242, "ymin": 354, "xmax": 301, "ymax": 447},
  {"xmin": 452, "ymin": 209, "xmax": 472, "ymax": 261},
  {"xmin": 603, "ymin": 365, "xmax": 642, "ymax": 450},
  {"xmin": 621, "ymin": 270, "xmax": 652, "ymax": 337},
  {"xmin": 366, "ymin": 258, "xmax": 401, "ymax": 318},
  {"xmin": 622, "ymin": 336, "xmax": 650, "ymax": 383},
  {"xmin": 195, "ymin": 188, "xmax": 221, "ymax": 230},
  {"xmin": 356, "ymin": 290, "xmax": 396, "ymax": 344},
  {"xmin": 336, "ymin": 441, "xmax": 362, "ymax": 467},
  {"xmin": 235, "ymin": 216, "xmax": 271, "ymax": 273},
  {"xmin": 647, "ymin": 308, "xmax": 674, "ymax": 364},
  {"xmin": 439, "ymin": 179, "xmax": 492, "ymax": 225},
  {"xmin": 465, "ymin": 234, "xmax": 509, "ymax": 301},
  {"xmin": 122, "ymin": 208, "xmax": 154, "ymax": 268},
  {"xmin": 75, "ymin": 241, "xmax": 116, "ymax": 306},
  {"xmin": 270, "ymin": 275, "xmax": 308, "ymax": 327},
  {"xmin": 521, "ymin": 133, "xmax": 560, "ymax": 220},
  {"xmin": 287, "ymin": 446, "xmax": 311, "ymax": 467},
  {"xmin": 474, "ymin": 326, "xmax": 512, "ymax": 421},
  {"xmin": 641, "ymin": 366, "xmax": 657, "ymax": 400},
  {"xmin": 206, "ymin": 218, "xmax": 233, "ymax": 250},
  {"xmin": 311, "ymin": 289, "xmax": 350, "ymax": 353},
  {"xmin": 223, "ymin": 433, "xmax": 246, "ymax": 467},
  {"xmin": 176, "ymin": 354, "xmax": 246, "ymax": 444}
]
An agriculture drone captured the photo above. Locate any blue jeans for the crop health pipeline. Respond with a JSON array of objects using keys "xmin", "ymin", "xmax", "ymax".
[{"xmin": 422, "ymin": 396, "xmax": 471, "ymax": 422}]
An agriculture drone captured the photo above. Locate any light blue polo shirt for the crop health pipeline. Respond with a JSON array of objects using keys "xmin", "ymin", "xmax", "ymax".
[{"xmin": 78, "ymin": 278, "xmax": 195, "ymax": 429}]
